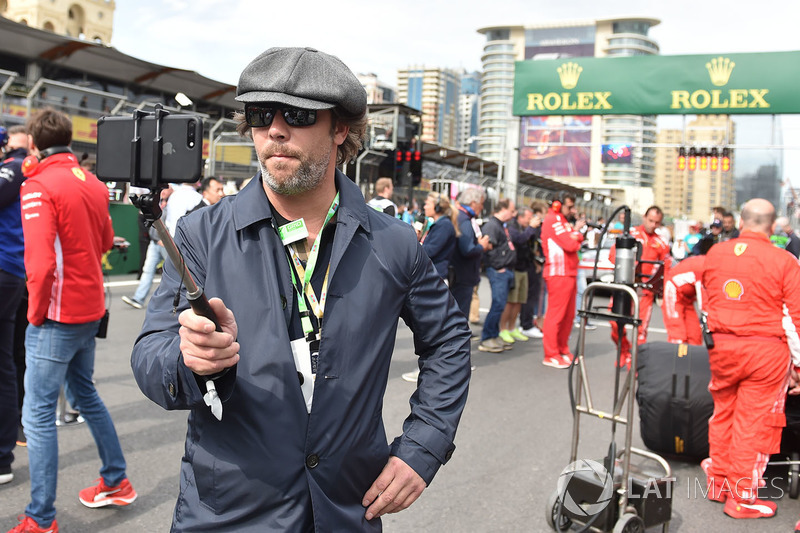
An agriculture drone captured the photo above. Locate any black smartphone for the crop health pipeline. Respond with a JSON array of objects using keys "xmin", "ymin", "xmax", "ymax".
[{"xmin": 95, "ymin": 113, "xmax": 203, "ymax": 185}]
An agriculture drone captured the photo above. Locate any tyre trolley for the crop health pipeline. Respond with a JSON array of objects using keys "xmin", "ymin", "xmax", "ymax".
[{"xmin": 546, "ymin": 281, "xmax": 673, "ymax": 533}]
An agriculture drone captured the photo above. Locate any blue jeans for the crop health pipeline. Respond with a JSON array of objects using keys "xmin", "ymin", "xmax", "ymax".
[
  {"xmin": 482, "ymin": 267, "xmax": 514, "ymax": 341},
  {"xmin": 23, "ymin": 320, "xmax": 127, "ymax": 526},
  {"xmin": 133, "ymin": 241, "xmax": 168, "ymax": 303}
]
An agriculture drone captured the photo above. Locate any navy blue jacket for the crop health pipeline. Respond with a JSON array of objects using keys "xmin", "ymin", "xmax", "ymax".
[
  {"xmin": 451, "ymin": 208, "xmax": 484, "ymax": 286},
  {"xmin": 422, "ymin": 215, "xmax": 456, "ymax": 278},
  {"xmin": 131, "ymin": 171, "xmax": 471, "ymax": 532},
  {"xmin": 0, "ymin": 147, "xmax": 28, "ymax": 278}
]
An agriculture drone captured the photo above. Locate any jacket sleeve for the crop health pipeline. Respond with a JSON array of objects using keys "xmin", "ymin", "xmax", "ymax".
[
  {"xmin": 508, "ymin": 224, "xmax": 536, "ymax": 246},
  {"xmin": 20, "ymin": 180, "xmax": 57, "ymax": 326},
  {"xmin": 391, "ymin": 241, "xmax": 471, "ymax": 485},
  {"xmin": 787, "ymin": 236, "xmax": 800, "ymax": 259},
  {"xmin": 102, "ymin": 207, "xmax": 114, "ymax": 253},
  {"xmin": 0, "ymin": 159, "xmax": 23, "ymax": 208},
  {"xmin": 456, "ymin": 217, "xmax": 483, "ymax": 258},
  {"xmin": 130, "ymin": 219, "xmax": 236, "ymax": 411},
  {"xmin": 547, "ymin": 217, "xmax": 583, "ymax": 253}
]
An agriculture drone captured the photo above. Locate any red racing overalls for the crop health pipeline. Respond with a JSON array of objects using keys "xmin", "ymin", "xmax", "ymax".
[{"xmin": 703, "ymin": 230, "xmax": 800, "ymax": 503}]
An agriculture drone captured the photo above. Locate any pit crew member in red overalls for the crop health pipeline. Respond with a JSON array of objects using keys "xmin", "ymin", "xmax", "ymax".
[
  {"xmin": 661, "ymin": 255, "xmax": 705, "ymax": 345},
  {"xmin": 701, "ymin": 198, "xmax": 800, "ymax": 519},
  {"xmin": 540, "ymin": 193, "xmax": 584, "ymax": 369},
  {"xmin": 609, "ymin": 206, "xmax": 670, "ymax": 368}
]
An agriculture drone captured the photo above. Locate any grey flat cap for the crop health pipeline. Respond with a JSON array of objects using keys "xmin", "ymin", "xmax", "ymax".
[{"xmin": 236, "ymin": 47, "xmax": 367, "ymax": 117}]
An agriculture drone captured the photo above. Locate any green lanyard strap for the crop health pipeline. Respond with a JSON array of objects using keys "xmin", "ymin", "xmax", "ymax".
[{"xmin": 285, "ymin": 192, "xmax": 340, "ymax": 339}]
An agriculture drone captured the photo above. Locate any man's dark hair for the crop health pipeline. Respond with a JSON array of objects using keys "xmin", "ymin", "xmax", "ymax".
[
  {"xmin": 722, "ymin": 211, "xmax": 734, "ymax": 219},
  {"xmin": 200, "ymin": 177, "xmax": 221, "ymax": 193},
  {"xmin": 559, "ymin": 192, "xmax": 576, "ymax": 204},
  {"xmin": 494, "ymin": 198, "xmax": 511, "ymax": 213},
  {"xmin": 26, "ymin": 107, "xmax": 72, "ymax": 150},
  {"xmin": 644, "ymin": 205, "xmax": 663, "ymax": 218},
  {"xmin": 233, "ymin": 107, "xmax": 367, "ymax": 165}
]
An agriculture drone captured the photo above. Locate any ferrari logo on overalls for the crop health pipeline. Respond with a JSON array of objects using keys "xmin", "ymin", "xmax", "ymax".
[
  {"xmin": 72, "ymin": 167, "xmax": 86, "ymax": 181},
  {"xmin": 723, "ymin": 279, "xmax": 744, "ymax": 300},
  {"xmin": 734, "ymin": 243, "xmax": 748, "ymax": 256}
]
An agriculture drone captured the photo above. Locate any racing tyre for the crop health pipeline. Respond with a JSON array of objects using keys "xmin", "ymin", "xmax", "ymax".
[{"xmin": 545, "ymin": 489, "xmax": 573, "ymax": 532}]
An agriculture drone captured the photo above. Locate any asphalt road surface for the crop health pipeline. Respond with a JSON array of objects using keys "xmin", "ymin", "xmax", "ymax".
[{"xmin": 2, "ymin": 275, "xmax": 799, "ymax": 532}]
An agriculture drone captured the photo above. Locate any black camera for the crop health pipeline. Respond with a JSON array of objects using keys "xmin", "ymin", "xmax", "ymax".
[{"xmin": 95, "ymin": 111, "xmax": 204, "ymax": 186}]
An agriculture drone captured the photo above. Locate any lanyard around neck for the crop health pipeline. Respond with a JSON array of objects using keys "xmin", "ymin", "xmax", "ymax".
[{"xmin": 285, "ymin": 192, "xmax": 340, "ymax": 339}]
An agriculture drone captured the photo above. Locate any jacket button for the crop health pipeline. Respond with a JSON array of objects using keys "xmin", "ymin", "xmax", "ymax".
[
  {"xmin": 306, "ymin": 454, "xmax": 320, "ymax": 469},
  {"xmin": 281, "ymin": 295, "xmax": 287, "ymax": 309},
  {"xmin": 168, "ymin": 383, "xmax": 176, "ymax": 397}
]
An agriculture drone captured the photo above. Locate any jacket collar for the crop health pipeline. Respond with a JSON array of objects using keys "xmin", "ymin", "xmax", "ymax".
[
  {"xmin": 232, "ymin": 169, "xmax": 370, "ymax": 233},
  {"xmin": 26, "ymin": 152, "xmax": 79, "ymax": 178}
]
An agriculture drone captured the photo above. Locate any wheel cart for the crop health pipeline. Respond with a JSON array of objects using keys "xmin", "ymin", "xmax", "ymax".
[{"xmin": 545, "ymin": 281, "xmax": 673, "ymax": 533}]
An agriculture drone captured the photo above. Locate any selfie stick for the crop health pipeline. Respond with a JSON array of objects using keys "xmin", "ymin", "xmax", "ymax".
[{"xmin": 129, "ymin": 105, "xmax": 224, "ymax": 421}]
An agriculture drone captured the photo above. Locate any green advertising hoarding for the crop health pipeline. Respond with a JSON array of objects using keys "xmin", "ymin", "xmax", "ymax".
[{"xmin": 513, "ymin": 51, "xmax": 800, "ymax": 116}]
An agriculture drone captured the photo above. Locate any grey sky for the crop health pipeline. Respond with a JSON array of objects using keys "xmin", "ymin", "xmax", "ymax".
[{"xmin": 110, "ymin": 0, "xmax": 799, "ymax": 181}]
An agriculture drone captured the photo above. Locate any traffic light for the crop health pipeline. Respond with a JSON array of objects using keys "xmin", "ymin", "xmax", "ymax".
[
  {"xmin": 721, "ymin": 148, "xmax": 731, "ymax": 172},
  {"xmin": 394, "ymin": 149, "xmax": 404, "ymax": 183},
  {"xmin": 710, "ymin": 147, "xmax": 719, "ymax": 171},
  {"xmin": 688, "ymin": 147, "xmax": 697, "ymax": 171},
  {"xmin": 677, "ymin": 147, "xmax": 686, "ymax": 171},
  {"xmin": 409, "ymin": 149, "xmax": 422, "ymax": 186},
  {"xmin": 699, "ymin": 148, "xmax": 708, "ymax": 171}
]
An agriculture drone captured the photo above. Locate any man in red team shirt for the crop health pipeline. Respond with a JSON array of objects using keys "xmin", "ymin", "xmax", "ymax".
[
  {"xmin": 701, "ymin": 198, "xmax": 800, "ymax": 519},
  {"xmin": 540, "ymin": 193, "xmax": 585, "ymax": 368},
  {"xmin": 10, "ymin": 108, "xmax": 136, "ymax": 533},
  {"xmin": 609, "ymin": 206, "xmax": 670, "ymax": 368},
  {"xmin": 661, "ymin": 255, "xmax": 705, "ymax": 345}
]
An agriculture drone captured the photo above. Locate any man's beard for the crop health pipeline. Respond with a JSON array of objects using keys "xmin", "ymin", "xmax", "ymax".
[{"xmin": 259, "ymin": 143, "xmax": 333, "ymax": 196}]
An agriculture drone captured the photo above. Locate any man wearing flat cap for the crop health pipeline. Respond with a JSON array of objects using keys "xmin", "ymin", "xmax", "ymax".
[{"xmin": 131, "ymin": 47, "xmax": 471, "ymax": 531}]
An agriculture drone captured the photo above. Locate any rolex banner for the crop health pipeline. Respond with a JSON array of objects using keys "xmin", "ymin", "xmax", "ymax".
[{"xmin": 513, "ymin": 51, "xmax": 800, "ymax": 116}]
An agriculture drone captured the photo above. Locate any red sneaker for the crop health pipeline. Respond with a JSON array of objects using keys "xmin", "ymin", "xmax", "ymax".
[
  {"xmin": 700, "ymin": 458, "xmax": 727, "ymax": 502},
  {"xmin": 794, "ymin": 516, "xmax": 800, "ymax": 532},
  {"xmin": 542, "ymin": 356, "xmax": 570, "ymax": 369},
  {"xmin": 723, "ymin": 497, "xmax": 776, "ymax": 519},
  {"xmin": 78, "ymin": 477, "xmax": 137, "ymax": 508},
  {"xmin": 7, "ymin": 516, "xmax": 58, "ymax": 533}
]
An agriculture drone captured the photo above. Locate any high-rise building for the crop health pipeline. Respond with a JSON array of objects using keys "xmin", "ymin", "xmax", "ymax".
[
  {"xmin": 397, "ymin": 66, "xmax": 460, "ymax": 148},
  {"xmin": 3, "ymin": 0, "xmax": 115, "ymax": 44},
  {"xmin": 458, "ymin": 70, "xmax": 481, "ymax": 153},
  {"xmin": 357, "ymin": 73, "xmax": 396, "ymax": 105},
  {"xmin": 476, "ymin": 18, "xmax": 660, "ymax": 206},
  {"xmin": 655, "ymin": 115, "xmax": 736, "ymax": 221},
  {"xmin": 654, "ymin": 129, "xmax": 685, "ymax": 218}
]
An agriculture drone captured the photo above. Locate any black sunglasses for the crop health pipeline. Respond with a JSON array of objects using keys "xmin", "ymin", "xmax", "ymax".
[{"xmin": 244, "ymin": 103, "xmax": 318, "ymax": 128}]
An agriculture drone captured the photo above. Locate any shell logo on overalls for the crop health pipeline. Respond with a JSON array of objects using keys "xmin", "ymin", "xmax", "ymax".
[{"xmin": 723, "ymin": 279, "xmax": 744, "ymax": 300}]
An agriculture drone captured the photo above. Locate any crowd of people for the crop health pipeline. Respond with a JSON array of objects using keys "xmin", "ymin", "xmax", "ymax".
[
  {"xmin": 3, "ymin": 44, "xmax": 800, "ymax": 532},
  {"xmin": 371, "ymin": 178, "xmax": 800, "ymax": 527}
]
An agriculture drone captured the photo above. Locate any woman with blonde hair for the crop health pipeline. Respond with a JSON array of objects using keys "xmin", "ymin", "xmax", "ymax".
[{"xmin": 420, "ymin": 191, "xmax": 460, "ymax": 280}]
